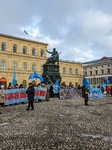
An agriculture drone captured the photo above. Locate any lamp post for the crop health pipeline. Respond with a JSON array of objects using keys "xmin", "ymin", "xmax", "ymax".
[{"xmin": 94, "ymin": 76, "xmax": 95, "ymax": 88}]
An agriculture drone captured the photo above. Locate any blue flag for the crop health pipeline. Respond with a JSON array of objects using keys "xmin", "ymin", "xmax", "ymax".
[
  {"xmin": 55, "ymin": 79, "xmax": 59, "ymax": 85},
  {"xmin": 82, "ymin": 77, "xmax": 88, "ymax": 86},
  {"xmin": 90, "ymin": 87, "xmax": 103, "ymax": 98},
  {"xmin": 100, "ymin": 82, "xmax": 104, "ymax": 87},
  {"xmin": 24, "ymin": 30, "xmax": 28, "ymax": 35},
  {"xmin": 107, "ymin": 80, "xmax": 110, "ymax": 84},
  {"xmin": 39, "ymin": 74, "xmax": 44, "ymax": 82},
  {"xmin": 12, "ymin": 71, "xmax": 16, "ymax": 86},
  {"xmin": 87, "ymin": 79, "xmax": 90, "ymax": 89},
  {"xmin": 29, "ymin": 74, "xmax": 35, "ymax": 79},
  {"xmin": 33, "ymin": 71, "xmax": 40, "ymax": 78}
]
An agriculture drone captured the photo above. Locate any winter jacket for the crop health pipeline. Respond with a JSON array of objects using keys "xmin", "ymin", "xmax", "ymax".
[
  {"xmin": 26, "ymin": 86, "xmax": 35, "ymax": 100},
  {"xmin": 106, "ymin": 87, "xmax": 110, "ymax": 92}
]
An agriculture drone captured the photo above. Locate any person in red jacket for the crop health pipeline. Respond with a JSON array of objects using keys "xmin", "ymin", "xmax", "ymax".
[{"xmin": 106, "ymin": 86, "xmax": 110, "ymax": 97}]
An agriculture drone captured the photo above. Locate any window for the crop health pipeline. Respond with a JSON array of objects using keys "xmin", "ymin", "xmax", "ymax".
[
  {"xmin": 1, "ymin": 60, "xmax": 6, "ymax": 69},
  {"xmin": 40, "ymin": 49, "xmax": 44, "ymax": 57},
  {"xmin": 69, "ymin": 82, "xmax": 72, "ymax": 86},
  {"xmin": 32, "ymin": 64, "xmax": 36, "ymax": 72},
  {"xmin": 13, "ymin": 62, "xmax": 17, "ymax": 70},
  {"xmin": 101, "ymin": 70, "xmax": 104, "ymax": 74},
  {"xmin": 32, "ymin": 80, "xmax": 36, "ymax": 85},
  {"xmin": 96, "ymin": 70, "xmax": 98, "ymax": 75},
  {"xmin": 102, "ymin": 66, "xmax": 103, "ymax": 68},
  {"xmin": 32, "ymin": 48, "xmax": 35, "ymax": 56},
  {"xmin": 85, "ymin": 71, "xmax": 87, "ymax": 76},
  {"xmin": 23, "ymin": 80, "xmax": 27, "ymax": 87},
  {"xmin": 63, "ymin": 67, "xmax": 65, "ymax": 74},
  {"xmin": 96, "ymin": 67, "xmax": 97, "ymax": 68},
  {"xmin": 90, "ymin": 71, "xmax": 92, "ymax": 75},
  {"xmin": 107, "ymin": 68, "xmax": 110, "ymax": 74},
  {"xmin": 1, "ymin": 42, "xmax": 6, "ymax": 51},
  {"xmin": 75, "ymin": 68, "xmax": 78, "ymax": 75},
  {"xmin": 108, "ymin": 65, "xmax": 110, "ymax": 67},
  {"xmin": 75, "ymin": 82, "xmax": 78, "ymax": 87},
  {"xmin": 13, "ymin": 44, "xmax": 17, "ymax": 53},
  {"xmin": 69, "ymin": 68, "xmax": 72, "ymax": 74},
  {"xmin": 23, "ymin": 46, "xmax": 27, "ymax": 54},
  {"xmin": 41, "ymin": 65, "xmax": 43, "ymax": 72},
  {"xmin": 23, "ymin": 63, "xmax": 27, "ymax": 71}
]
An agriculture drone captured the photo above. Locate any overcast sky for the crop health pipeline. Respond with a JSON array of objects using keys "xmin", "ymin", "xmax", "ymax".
[{"xmin": 0, "ymin": 0, "xmax": 112, "ymax": 62}]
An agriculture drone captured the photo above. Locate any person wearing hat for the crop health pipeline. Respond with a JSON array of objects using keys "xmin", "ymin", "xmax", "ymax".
[
  {"xmin": 84, "ymin": 85, "xmax": 89, "ymax": 106},
  {"xmin": 26, "ymin": 83, "xmax": 35, "ymax": 111}
]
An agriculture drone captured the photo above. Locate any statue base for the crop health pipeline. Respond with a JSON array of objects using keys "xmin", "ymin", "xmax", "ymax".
[{"xmin": 42, "ymin": 64, "xmax": 61, "ymax": 85}]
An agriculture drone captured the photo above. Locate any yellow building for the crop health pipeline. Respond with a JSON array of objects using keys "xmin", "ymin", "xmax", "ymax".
[
  {"xmin": 0, "ymin": 34, "xmax": 82, "ymax": 88},
  {"xmin": 59, "ymin": 59, "xmax": 82, "ymax": 86}
]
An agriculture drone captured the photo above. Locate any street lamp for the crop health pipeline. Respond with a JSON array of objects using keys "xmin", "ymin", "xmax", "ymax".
[{"xmin": 94, "ymin": 76, "xmax": 95, "ymax": 88}]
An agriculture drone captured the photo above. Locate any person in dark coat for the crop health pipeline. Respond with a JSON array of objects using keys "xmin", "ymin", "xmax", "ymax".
[
  {"xmin": 26, "ymin": 83, "xmax": 35, "ymax": 111},
  {"xmin": 49, "ymin": 85, "xmax": 54, "ymax": 97},
  {"xmin": 101, "ymin": 86, "xmax": 104, "ymax": 96},
  {"xmin": 110, "ymin": 86, "xmax": 112, "ymax": 97},
  {"xmin": 82, "ymin": 85, "xmax": 85, "ymax": 98},
  {"xmin": 84, "ymin": 85, "xmax": 89, "ymax": 106}
]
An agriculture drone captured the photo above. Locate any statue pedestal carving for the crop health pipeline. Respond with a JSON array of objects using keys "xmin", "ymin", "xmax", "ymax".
[{"xmin": 42, "ymin": 64, "xmax": 61, "ymax": 85}]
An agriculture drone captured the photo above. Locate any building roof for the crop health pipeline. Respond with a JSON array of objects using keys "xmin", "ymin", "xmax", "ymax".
[
  {"xmin": 101, "ymin": 56, "xmax": 109, "ymax": 60},
  {"xmin": 82, "ymin": 57, "xmax": 112, "ymax": 66},
  {"xmin": 0, "ymin": 33, "xmax": 49, "ymax": 46}
]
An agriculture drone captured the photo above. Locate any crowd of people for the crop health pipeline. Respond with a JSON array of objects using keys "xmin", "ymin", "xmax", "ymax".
[{"xmin": 0, "ymin": 82, "xmax": 112, "ymax": 114}]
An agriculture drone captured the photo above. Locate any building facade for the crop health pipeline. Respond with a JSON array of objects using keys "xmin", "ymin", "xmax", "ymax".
[
  {"xmin": 0, "ymin": 34, "xmax": 82, "ymax": 88},
  {"xmin": 82, "ymin": 57, "xmax": 112, "ymax": 87},
  {"xmin": 59, "ymin": 59, "xmax": 82, "ymax": 86}
]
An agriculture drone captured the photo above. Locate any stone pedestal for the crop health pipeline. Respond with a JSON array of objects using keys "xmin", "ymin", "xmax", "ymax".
[{"xmin": 42, "ymin": 64, "xmax": 61, "ymax": 85}]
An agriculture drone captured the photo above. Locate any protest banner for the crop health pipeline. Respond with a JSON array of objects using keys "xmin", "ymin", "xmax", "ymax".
[
  {"xmin": 59, "ymin": 88, "xmax": 82, "ymax": 100},
  {"xmin": 3, "ymin": 87, "xmax": 47, "ymax": 105}
]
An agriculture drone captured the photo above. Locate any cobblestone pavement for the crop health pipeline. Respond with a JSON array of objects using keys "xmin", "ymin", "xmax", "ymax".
[{"xmin": 0, "ymin": 97, "xmax": 112, "ymax": 150}]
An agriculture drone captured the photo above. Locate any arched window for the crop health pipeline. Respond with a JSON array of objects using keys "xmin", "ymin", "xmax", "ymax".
[
  {"xmin": 40, "ymin": 65, "xmax": 43, "ymax": 72},
  {"xmin": 32, "ymin": 64, "xmax": 36, "ymax": 72},
  {"xmin": 13, "ymin": 44, "xmax": 17, "ymax": 53},
  {"xmin": 32, "ymin": 80, "xmax": 36, "ymax": 85},
  {"xmin": 69, "ymin": 68, "xmax": 72, "ymax": 74},
  {"xmin": 13, "ymin": 62, "xmax": 17, "ymax": 70},
  {"xmin": 63, "ymin": 67, "xmax": 66, "ymax": 74},
  {"xmin": 69, "ymin": 82, "xmax": 72, "ymax": 86},
  {"xmin": 75, "ymin": 82, "xmax": 78, "ymax": 87},
  {"xmin": 32, "ymin": 48, "xmax": 35, "ymax": 56},
  {"xmin": 40, "ymin": 49, "xmax": 44, "ymax": 57},
  {"xmin": 23, "ymin": 63, "xmax": 27, "ymax": 71},
  {"xmin": 23, "ymin": 46, "xmax": 27, "ymax": 54},
  {"xmin": 23, "ymin": 80, "xmax": 27, "ymax": 87},
  {"xmin": 1, "ymin": 42, "xmax": 6, "ymax": 51},
  {"xmin": 1, "ymin": 60, "xmax": 6, "ymax": 69},
  {"xmin": 75, "ymin": 68, "xmax": 78, "ymax": 75}
]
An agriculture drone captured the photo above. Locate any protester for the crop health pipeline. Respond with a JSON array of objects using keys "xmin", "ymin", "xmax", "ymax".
[
  {"xmin": 49, "ymin": 85, "xmax": 54, "ymax": 97},
  {"xmin": 15, "ymin": 84, "xmax": 19, "ymax": 89},
  {"xmin": 45, "ymin": 85, "xmax": 50, "ymax": 101},
  {"xmin": 23, "ymin": 84, "xmax": 26, "ymax": 88},
  {"xmin": 0, "ymin": 86, "xmax": 4, "ymax": 107},
  {"xmin": 111, "ymin": 86, "xmax": 112, "ymax": 97},
  {"xmin": 101, "ymin": 86, "xmax": 104, "ymax": 96},
  {"xmin": 84, "ymin": 85, "xmax": 89, "ymax": 105},
  {"xmin": 8, "ymin": 83, "xmax": 13, "ymax": 89},
  {"xmin": 106, "ymin": 86, "xmax": 110, "ymax": 97},
  {"xmin": 82, "ymin": 85, "xmax": 85, "ymax": 98},
  {"xmin": 26, "ymin": 83, "xmax": 35, "ymax": 111},
  {"xmin": 19, "ymin": 84, "xmax": 23, "ymax": 88},
  {"xmin": 38, "ymin": 83, "xmax": 42, "ymax": 102}
]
